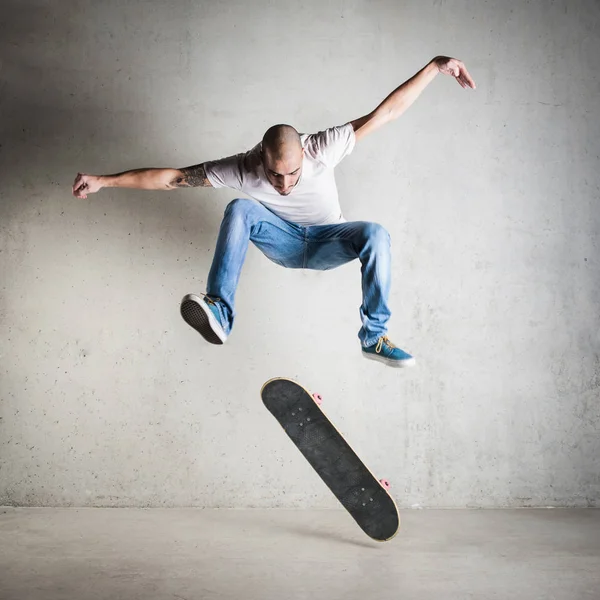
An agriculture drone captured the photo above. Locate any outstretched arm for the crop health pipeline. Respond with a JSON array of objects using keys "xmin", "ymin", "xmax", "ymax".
[
  {"xmin": 72, "ymin": 163, "xmax": 213, "ymax": 198},
  {"xmin": 349, "ymin": 56, "xmax": 476, "ymax": 142}
]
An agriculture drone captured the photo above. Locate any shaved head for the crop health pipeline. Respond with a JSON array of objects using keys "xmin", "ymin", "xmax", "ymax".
[
  {"xmin": 262, "ymin": 124, "xmax": 302, "ymax": 160},
  {"xmin": 261, "ymin": 124, "xmax": 304, "ymax": 196}
]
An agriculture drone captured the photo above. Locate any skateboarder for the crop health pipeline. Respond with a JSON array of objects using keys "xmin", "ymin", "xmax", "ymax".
[{"xmin": 72, "ymin": 56, "xmax": 475, "ymax": 368}]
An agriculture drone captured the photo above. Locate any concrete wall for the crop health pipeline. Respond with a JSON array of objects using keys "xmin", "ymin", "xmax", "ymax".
[{"xmin": 1, "ymin": 0, "xmax": 599, "ymax": 508}]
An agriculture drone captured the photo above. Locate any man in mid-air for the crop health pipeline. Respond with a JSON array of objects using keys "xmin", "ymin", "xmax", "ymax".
[{"xmin": 73, "ymin": 55, "xmax": 475, "ymax": 368}]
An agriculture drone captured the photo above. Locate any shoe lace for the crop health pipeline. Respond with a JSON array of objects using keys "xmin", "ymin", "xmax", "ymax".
[
  {"xmin": 376, "ymin": 336, "xmax": 396, "ymax": 354},
  {"xmin": 201, "ymin": 293, "xmax": 221, "ymax": 306}
]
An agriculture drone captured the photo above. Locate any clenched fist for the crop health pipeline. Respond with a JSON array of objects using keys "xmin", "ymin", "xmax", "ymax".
[{"xmin": 72, "ymin": 173, "xmax": 102, "ymax": 199}]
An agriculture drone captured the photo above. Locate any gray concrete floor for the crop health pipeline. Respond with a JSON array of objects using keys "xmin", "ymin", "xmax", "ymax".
[{"xmin": 0, "ymin": 508, "xmax": 598, "ymax": 600}]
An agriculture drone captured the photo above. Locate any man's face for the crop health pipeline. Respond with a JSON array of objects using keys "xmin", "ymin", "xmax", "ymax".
[{"xmin": 262, "ymin": 149, "xmax": 304, "ymax": 196}]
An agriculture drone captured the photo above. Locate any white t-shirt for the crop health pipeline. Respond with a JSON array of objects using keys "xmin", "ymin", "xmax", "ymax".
[{"xmin": 204, "ymin": 123, "xmax": 356, "ymax": 226}]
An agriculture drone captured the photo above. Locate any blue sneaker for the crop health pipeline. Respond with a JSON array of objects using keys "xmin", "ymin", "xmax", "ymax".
[
  {"xmin": 180, "ymin": 293, "xmax": 227, "ymax": 345},
  {"xmin": 362, "ymin": 336, "xmax": 415, "ymax": 368}
]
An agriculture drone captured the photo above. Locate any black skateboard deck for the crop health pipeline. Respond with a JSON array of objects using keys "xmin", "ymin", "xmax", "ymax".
[{"xmin": 261, "ymin": 377, "xmax": 400, "ymax": 541}]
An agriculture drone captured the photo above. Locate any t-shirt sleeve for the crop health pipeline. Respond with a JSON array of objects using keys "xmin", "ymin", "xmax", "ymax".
[
  {"xmin": 203, "ymin": 153, "xmax": 245, "ymax": 190},
  {"xmin": 306, "ymin": 123, "xmax": 356, "ymax": 168}
]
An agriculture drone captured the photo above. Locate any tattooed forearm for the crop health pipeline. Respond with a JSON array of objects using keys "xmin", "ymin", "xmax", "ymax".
[{"xmin": 171, "ymin": 163, "xmax": 213, "ymax": 188}]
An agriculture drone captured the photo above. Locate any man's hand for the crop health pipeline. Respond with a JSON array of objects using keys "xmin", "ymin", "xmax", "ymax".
[
  {"xmin": 72, "ymin": 173, "xmax": 102, "ymax": 198},
  {"xmin": 434, "ymin": 56, "xmax": 476, "ymax": 89}
]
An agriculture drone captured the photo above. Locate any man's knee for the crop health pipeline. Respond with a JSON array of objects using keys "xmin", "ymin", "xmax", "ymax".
[
  {"xmin": 362, "ymin": 222, "xmax": 390, "ymax": 248},
  {"xmin": 224, "ymin": 198, "xmax": 257, "ymax": 219},
  {"xmin": 225, "ymin": 198, "xmax": 261, "ymax": 224}
]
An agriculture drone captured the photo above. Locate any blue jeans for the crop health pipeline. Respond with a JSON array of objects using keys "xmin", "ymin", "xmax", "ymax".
[{"xmin": 207, "ymin": 198, "xmax": 392, "ymax": 346}]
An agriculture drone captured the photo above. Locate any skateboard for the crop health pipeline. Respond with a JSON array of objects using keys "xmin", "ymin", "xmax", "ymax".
[{"xmin": 260, "ymin": 377, "xmax": 400, "ymax": 541}]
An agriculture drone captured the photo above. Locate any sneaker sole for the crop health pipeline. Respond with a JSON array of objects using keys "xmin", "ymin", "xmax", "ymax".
[
  {"xmin": 180, "ymin": 294, "xmax": 227, "ymax": 345},
  {"xmin": 362, "ymin": 350, "xmax": 416, "ymax": 368}
]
